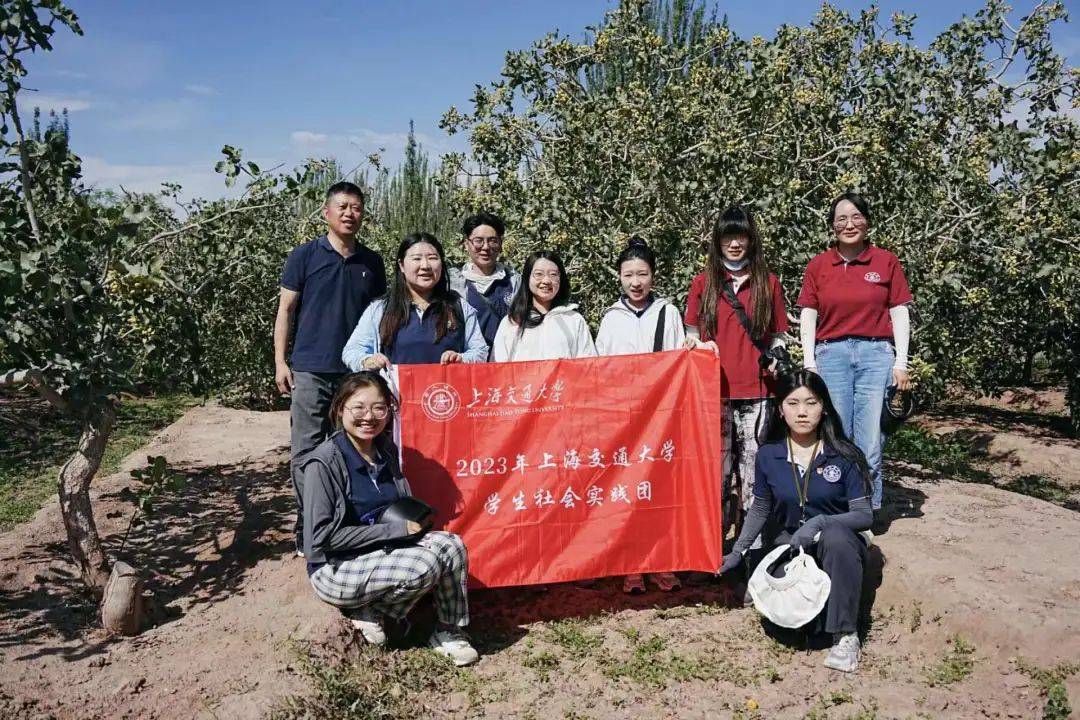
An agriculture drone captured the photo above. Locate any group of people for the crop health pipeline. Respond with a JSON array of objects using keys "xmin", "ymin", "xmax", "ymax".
[{"xmin": 273, "ymin": 181, "xmax": 913, "ymax": 672}]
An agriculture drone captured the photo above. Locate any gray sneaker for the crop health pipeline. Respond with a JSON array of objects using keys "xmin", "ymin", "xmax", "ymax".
[
  {"xmin": 824, "ymin": 632, "xmax": 860, "ymax": 673},
  {"xmin": 343, "ymin": 608, "xmax": 386, "ymax": 646},
  {"xmin": 428, "ymin": 628, "xmax": 479, "ymax": 666}
]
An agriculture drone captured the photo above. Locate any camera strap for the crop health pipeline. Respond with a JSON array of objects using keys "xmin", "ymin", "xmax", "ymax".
[{"xmin": 720, "ymin": 280, "xmax": 770, "ymax": 354}]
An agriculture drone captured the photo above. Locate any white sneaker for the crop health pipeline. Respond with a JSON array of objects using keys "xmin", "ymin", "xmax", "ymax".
[
  {"xmin": 428, "ymin": 628, "xmax": 479, "ymax": 667},
  {"xmin": 824, "ymin": 632, "xmax": 860, "ymax": 673},
  {"xmin": 344, "ymin": 609, "xmax": 386, "ymax": 646}
]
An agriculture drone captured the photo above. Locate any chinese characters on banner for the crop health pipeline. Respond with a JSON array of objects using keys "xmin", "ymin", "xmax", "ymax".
[{"xmin": 396, "ymin": 350, "xmax": 724, "ymax": 588}]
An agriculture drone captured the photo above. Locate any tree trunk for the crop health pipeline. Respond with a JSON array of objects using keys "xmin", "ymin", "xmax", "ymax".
[
  {"xmin": 1069, "ymin": 370, "xmax": 1080, "ymax": 440},
  {"xmin": 1021, "ymin": 348, "xmax": 1035, "ymax": 386},
  {"xmin": 58, "ymin": 401, "xmax": 116, "ymax": 591},
  {"xmin": 100, "ymin": 561, "xmax": 144, "ymax": 635}
]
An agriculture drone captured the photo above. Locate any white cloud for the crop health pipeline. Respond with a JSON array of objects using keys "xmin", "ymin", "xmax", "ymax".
[
  {"xmin": 80, "ymin": 155, "xmax": 236, "ymax": 202},
  {"xmin": 286, "ymin": 127, "xmax": 462, "ymax": 173},
  {"xmin": 290, "ymin": 130, "xmax": 329, "ymax": 146},
  {"xmin": 118, "ymin": 99, "xmax": 199, "ymax": 131},
  {"xmin": 18, "ymin": 94, "xmax": 91, "ymax": 112},
  {"xmin": 184, "ymin": 84, "xmax": 218, "ymax": 96}
]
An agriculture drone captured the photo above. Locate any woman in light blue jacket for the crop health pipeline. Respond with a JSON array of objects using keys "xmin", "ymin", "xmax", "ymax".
[{"xmin": 343, "ymin": 233, "xmax": 489, "ymax": 370}]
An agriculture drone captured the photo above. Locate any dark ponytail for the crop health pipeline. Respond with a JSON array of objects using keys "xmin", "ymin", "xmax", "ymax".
[{"xmin": 616, "ymin": 236, "xmax": 656, "ymax": 273}]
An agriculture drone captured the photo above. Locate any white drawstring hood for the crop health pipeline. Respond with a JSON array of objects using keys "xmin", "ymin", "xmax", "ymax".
[{"xmin": 595, "ymin": 296, "xmax": 686, "ymax": 355}]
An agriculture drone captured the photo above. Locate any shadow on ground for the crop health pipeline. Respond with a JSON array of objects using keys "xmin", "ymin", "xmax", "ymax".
[{"xmin": 1, "ymin": 454, "xmax": 294, "ymax": 663}]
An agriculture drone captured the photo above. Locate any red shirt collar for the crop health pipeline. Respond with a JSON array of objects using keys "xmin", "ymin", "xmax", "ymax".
[{"xmin": 831, "ymin": 244, "xmax": 874, "ymax": 265}]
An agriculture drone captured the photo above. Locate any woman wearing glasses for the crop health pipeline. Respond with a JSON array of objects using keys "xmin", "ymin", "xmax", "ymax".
[
  {"xmin": 683, "ymin": 206, "xmax": 789, "ymax": 537},
  {"xmin": 492, "ymin": 250, "xmax": 596, "ymax": 362},
  {"xmin": 342, "ymin": 233, "xmax": 488, "ymax": 370},
  {"xmin": 796, "ymin": 192, "xmax": 912, "ymax": 511},
  {"xmin": 301, "ymin": 371, "xmax": 479, "ymax": 665},
  {"xmin": 448, "ymin": 213, "xmax": 521, "ymax": 350}
]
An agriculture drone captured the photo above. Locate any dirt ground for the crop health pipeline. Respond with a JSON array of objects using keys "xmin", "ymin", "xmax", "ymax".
[
  {"xmin": 1, "ymin": 397, "xmax": 1078, "ymax": 720},
  {"xmin": 919, "ymin": 388, "xmax": 1080, "ymax": 508}
]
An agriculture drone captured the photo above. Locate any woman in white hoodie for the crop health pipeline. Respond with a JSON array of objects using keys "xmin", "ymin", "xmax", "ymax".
[
  {"xmin": 492, "ymin": 250, "xmax": 596, "ymax": 362},
  {"xmin": 595, "ymin": 237, "xmax": 686, "ymax": 595}
]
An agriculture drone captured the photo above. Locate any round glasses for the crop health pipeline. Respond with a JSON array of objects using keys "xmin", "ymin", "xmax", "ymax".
[
  {"xmin": 344, "ymin": 404, "xmax": 390, "ymax": 420},
  {"xmin": 467, "ymin": 236, "xmax": 502, "ymax": 249},
  {"xmin": 832, "ymin": 214, "xmax": 867, "ymax": 230}
]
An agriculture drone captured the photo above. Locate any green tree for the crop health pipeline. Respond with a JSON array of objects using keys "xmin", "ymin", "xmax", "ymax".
[
  {"xmin": 0, "ymin": 2, "xmax": 301, "ymax": 591},
  {"xmin": 368, "ymin": 120, "xmax": 459, "ymax": 248},
  {"xmin": 440, "ymin": 0, "xmax": 1079, "ymax": 432}
]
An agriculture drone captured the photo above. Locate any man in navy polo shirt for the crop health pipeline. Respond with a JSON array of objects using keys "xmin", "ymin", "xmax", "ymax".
[{"xmin": 273, "ymin": 181, "xmax": 387, "ymax": 554}]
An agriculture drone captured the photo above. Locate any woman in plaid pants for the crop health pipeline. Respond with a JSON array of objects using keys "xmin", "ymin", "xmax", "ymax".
[{"xmin": 300, "ymin": 371, "xmax": 478, "ymax": 666}]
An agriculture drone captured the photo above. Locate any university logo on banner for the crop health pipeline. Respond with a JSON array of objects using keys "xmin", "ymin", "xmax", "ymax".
[{"xmin": 396, "ymin": 351, "xmax": 724, "ymax": 588}]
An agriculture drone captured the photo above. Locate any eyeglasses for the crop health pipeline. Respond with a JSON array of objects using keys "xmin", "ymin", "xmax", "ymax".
[
  {"xmin": 832, "ymin": 214, "xmax": 867, "ymax": 230},
  {"xmin": 467, "ymin": 236, "xmax": 502, "ymax": 249},
  {"xmin": 343, "ymin": 404, "xmax": 390, "ymax": 420}
]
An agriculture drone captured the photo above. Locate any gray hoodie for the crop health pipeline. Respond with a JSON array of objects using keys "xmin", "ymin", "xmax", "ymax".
[{"xmin": 299, "ymin": 432, "xmax": 414, "ymax": 566}]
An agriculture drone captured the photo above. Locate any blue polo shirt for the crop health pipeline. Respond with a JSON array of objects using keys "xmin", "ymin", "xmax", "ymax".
[
  {"xmin": 388, "ymin": 304, "xmax": 466, "ymax": 365},
  {"xmin": 464, "ymin": 275, "xmax": 515, "ymax": 346},
  {"xmin": 281, "ymin": 236, "xmax": 387, "ymax": 373},
  {"xmin": 753, "ymin": 440, "xmax": 869, "ymax": 534},
  {"xmin": 333, "ymin": 433, "xmax": 401, "ymax": 523}
]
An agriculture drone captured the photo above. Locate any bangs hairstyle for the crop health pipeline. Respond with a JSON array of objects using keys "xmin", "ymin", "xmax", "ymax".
[
  {"xmin": 507, "ymin": 250, "xmax": 571, "ymax": 333},
  {"xmin": 329, "ymin": 371, "xmax": 398, "ymax": 430},
  {"xmin": 461, "ymin": 212, "xmax": 505, "ymax": 239},
  {"xmin": 616, "ymin": 236, "xmax": 656, "ymax": 273},
  {"xmin": 828, "ymin": 192, "xmax": 871, "ymax": 228},
  {"xmin": 698, "ymin": 205, "xmax": 774, "ymax": 340},
  {"xmin": 765, "ymin": 370, "xmax": 872, "ymax": 496},
  {"xmin": 379, "ymin": 233, "xmax": 462, "ymax": 355}
]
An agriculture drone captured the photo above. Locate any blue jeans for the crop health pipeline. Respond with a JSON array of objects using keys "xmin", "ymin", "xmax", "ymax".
[{"xmin": 814, "ymin": 338, "xmax": 894, "ymax": 509}]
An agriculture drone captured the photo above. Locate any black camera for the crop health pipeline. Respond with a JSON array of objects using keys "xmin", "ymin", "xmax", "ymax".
[{"xmin": 759, "ymin": 346, "xmax": 797, "ymax": 376}]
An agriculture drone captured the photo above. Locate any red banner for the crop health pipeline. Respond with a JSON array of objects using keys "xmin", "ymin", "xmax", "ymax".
[{"xmin": 396, "ymin": 350, "xmax": 724, "ymax": 588}]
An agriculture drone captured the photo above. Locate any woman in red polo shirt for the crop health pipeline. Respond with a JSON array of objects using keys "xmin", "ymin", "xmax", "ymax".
[
  {"xmin": 797, "ymin": 192, "xmax": 912, "ymax": 511},
  {"xmin": 684, "ymin": 205, "xmax": 789, "ymax": 534}
]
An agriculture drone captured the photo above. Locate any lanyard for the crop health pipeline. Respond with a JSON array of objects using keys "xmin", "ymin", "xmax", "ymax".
[{"xmin": 787, "ymin": 437, "xmax": 821, "ymax": 522}]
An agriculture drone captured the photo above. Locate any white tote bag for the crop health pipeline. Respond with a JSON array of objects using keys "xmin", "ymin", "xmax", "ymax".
[{"xmin": 748, "ymin": 545, "xmax": 832, "ymax": 629}]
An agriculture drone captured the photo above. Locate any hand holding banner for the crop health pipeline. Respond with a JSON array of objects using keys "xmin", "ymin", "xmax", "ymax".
[{"xmin": 396, "ymin": 350, "xmax": 724, "ymax": 587}]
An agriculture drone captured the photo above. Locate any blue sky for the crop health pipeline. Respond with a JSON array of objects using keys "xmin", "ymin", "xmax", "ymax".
[{"xmin": 21, "ymin": 0, "xmax": 1079, "ymax": 200}]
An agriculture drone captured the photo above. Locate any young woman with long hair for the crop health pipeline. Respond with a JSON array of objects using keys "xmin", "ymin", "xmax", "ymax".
[
  {"xmin": 492, "ymin": 250, "xmax": 596, "ymax": 362},
  {"xmin": 595, "ymin": 237, "xmax": 686, "ymax": 594},
  {"xmin": 719, "ymin": 370, "xmax": 873, "ymax": 673},
  {"xmin": 342, "ymin": 233, "xmax": 488, "ymax": 370},
  {"xmin": 300, "ymin": 371, "xmax": 478, "ymax": 665},
  {"xmin": 797, "ymin": 192, "xmax": 913, "ymax": 510},
  {"xmin": 683, "ymin": 205, "xmax": 789, "ymax": 533}
]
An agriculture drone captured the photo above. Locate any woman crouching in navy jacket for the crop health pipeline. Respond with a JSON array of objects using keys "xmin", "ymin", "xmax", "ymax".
[
  {"xmin": 720, "ymin": 370, "xmax": 872, "ymax": 674},
  {"xmin": 301, "ymin": 371, "xmax": 478, "ymax": 666}
]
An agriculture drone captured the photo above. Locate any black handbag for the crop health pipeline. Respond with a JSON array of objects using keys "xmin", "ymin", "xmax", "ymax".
[{"xmin": 380, "ymin": 496, "xmax": 435, "ymax": 530}]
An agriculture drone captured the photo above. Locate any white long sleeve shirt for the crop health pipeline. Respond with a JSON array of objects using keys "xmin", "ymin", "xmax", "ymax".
[
  {"xmin": 492, "ymin": 304, "xmax": 598, "ymax": 362},
  {"xmin": 595, "ymin": 296, "xmax": 685, "ymax": 355}
]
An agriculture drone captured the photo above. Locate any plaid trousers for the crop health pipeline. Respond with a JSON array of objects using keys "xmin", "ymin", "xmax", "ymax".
[{"xmin": 309, "ymin": 531, "xmax": 470, "ymax": 627}]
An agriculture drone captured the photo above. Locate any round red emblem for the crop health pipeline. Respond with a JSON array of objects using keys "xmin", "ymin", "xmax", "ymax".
[{"xmin": 421, "ymin": 383, "xmax": 461, "ymax": 422}]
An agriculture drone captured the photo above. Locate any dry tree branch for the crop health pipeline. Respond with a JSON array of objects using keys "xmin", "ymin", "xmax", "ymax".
[{"xmin": 0, "ymin": 369, "xmax": 72, "ymax": 415}]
